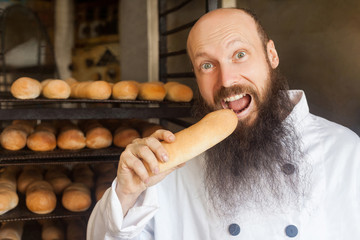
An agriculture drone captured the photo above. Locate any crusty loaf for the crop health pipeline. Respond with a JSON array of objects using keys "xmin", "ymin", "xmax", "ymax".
[
  {"xmin": 85, "ymin": 80, "xmax": 112, "ymax": 100},
  {"xmin": 0, "ymin": 181, "xmax": 18, "ymax": 215},
  {"xmin": 42, "ymin": 79, "xmax": 71, "ymax": 99},
  {"xmin": 0, "ymin": 221, "xmax": 23, "ymax": 240},
  {"xmin": 27, "ymin": 131, "xmax": 56, "ymax": 152},
  {"xmin": 45, "ymin": 168, "xmax": 72, "ymax": 195},
  {"xmin": 10, "ymin": 77, "xmax": 42, "ymax": 99},
  {"xmin": 138, "ymin": 82, "xmax": 166, "ymax": 101},
  {"xmin": 112, "ymin": 80, "xmax": 139, "ymax": 100},
  {"xmin": 0, "ymin": 126, "xmax": 28, "ymax": 151},
  {"xmin": 57, "ymin": 127, "xmax": 86, "ymax": 150},
  {"xmin": 26, "ymin": 180, "xmax": 56, "ymax": 214},
  {"xmin": 62, "ymin": 183, "xmax": 91, "ymax": 212},
  {"xmin": 85, "ymin": 126, "xmax": 112, "ymax": 149},
  {"xmin": 156, "ymin": 109, "xmax": 238, "ymax": 173},
  {"xmin": 113, "ymin": 126, "xmax": 140, "ymax": 148},
  {"xmin": 17, "ymin": 166, "xmax": 43, "ymax": 194},
  {"xmin": 164, "ymin": 82, "xmax": 193, "ymax": 102}
]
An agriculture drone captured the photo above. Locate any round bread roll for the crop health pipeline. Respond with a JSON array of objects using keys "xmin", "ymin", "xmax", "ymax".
[
  {"xmin": 62, "ymin": 183, "xmax": 91, "ymax": 212},
  {"xmin": 41, "ymin": 220, "xmax": 65, "ymax": 240},
  {"xmin": 164, "ymin": 82, "xmax": 193, "ymax": 102},
  {"xmin": 70, "ymin": 81, "xmax": 91, "ymax": 98},
  {"xmin": 113, "ymin": 126, "xmax": 140, "ymax": 148},
  {"xmin": 10, "ymin": 77, "xmax": 42, "ymax": 99},
  {"xmin": 45, "ymin": 169, "xmax": 72, "ymax": 195},
  {"xmin": 26, "ymin": 180, "xmax": 56, "ymax": 214},
  {"xmin": 0, "ymin": 126, "xmax": 27, "ymax": 151},
  {"xmin": 0, "ymin": 221, "xmax": 23, "ymax": 240},
  {"xmin": 64, "ymin": 77, "xmax": 78, "ymax": 87},
  {"xmin": 42, "ymin": 79, "xmax": 71, "ymax": 99},
  {"xmin": 85, "ymin": 126, "xmax": 112, "ymax": 149},
  {"xmin": 11, "ymin": 120, "xmax": 36, "ymax": 134},
  {"xmin": 17, "ymin": 166, "xmax": 43, "ymax": 194},
  {"xmin": 86, "ymin": 80, "xmax": 112, "ymax": 99},
  {"xmin": 112, "ymin": 80, "xmax": 139, "ymax": 100},
  {"xmin": 35, "ymin": 121, "xmax": 57, "ymax": 135},
  {"xmin": 138, "ymin": 82, "xmax": 166, "ymax": 101},
  {"xmin": 57, "ymin": 128, "xmax": 86, "ymax": 150},
  {"xmin": 27, "ymin": 131, "xmax": 56, "ymax": 152},
  {"xmin": 0, "ymin": 182, "xmax": 19, "ymax": 215}
]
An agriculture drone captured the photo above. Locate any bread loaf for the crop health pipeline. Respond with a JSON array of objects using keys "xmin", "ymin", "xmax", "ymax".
[
  {"xmin": 45, "ymin": 168, "xmax": 72, "ymax": 195},
  {"xmin": 0, "ymin": 125, "xmax": 28, "ymax": 151},
  {"xmin": 138, "ymin": 82, "xmax": 166, "ymax": 101},
  {"xmin": 86, "ymin": 80, "xmax": 112, "ymax": 100},
  {"xmin": 10, "ymin": 77, "xmax": 42, "ymax": 99},
  {"xmin": 35, "ymin": 121, "xmax": 57, "ymax": 135},
  {"xmin": 62, "ymin": 183, "xmax": 91, "ymax": 212},
  {"xmin": 41, "ymin": 220, "xmax": 65, "ymax": 240},
  {"xmin": 72, "ymin": 164, "xmax": 94, "ymax": 189},
  {"xmin": 154, "ymin": 109, "xmax": 238, "ymax": 173},
  {"xmin": 140, "ymin": 123, "xmax": 164, "ymax": 138},
  {"xmin": 57, "ymin": 127, "xmax": 86, "ymax": 150},
  {"xmin": 85, "ymin": 126, "xmax": 112, "ymax": 149},
  {"xmin": 27, "ymin": 131, "xmax": 56, "ymax": 152},
  {"xmin": 0, "ymin": 221, "xmax": 23, "ymax": 240},
  {"xmin": 164, "ymin": 82, "xmax": 193, "ymax": 102},
  {"xmin": 26, "ymin": 180, "xmax": 56, "ymax": 214},
  {"xmin": 17, "ymin": 166, "xmax": 43, "ymax": 194},
  {"xmin": 112, "ymin": 80, "xmax": 139, "ymax": 100},
  {"xmin": 11, "ymin": 120, "xmax": 36, "ymax": 134},
  {"xmin": 113, "ymin": 126, "xmax": 140, "ymax": 148},
  {"xmin": 42, "ymin": 79, "xmax": 71, "ymax": 99},
  {"xmin": 0, "ymin": 167, "xmax": 19, "ymax": 215}
]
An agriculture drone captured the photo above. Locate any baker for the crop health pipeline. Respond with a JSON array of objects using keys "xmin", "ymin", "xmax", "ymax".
[{"xmin": 87, "ymin": 8, "xmax": 360, "ymax": 239}]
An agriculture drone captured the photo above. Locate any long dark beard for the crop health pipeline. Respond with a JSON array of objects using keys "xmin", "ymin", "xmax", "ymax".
[{"xmin": 192, "ymin": 68, "xmax": 304, "ymax": 218}]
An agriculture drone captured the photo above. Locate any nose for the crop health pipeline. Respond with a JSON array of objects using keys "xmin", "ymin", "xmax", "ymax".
[{"xmin": 218, "ymin": 64, "xmax": 238, "ymax": 88}]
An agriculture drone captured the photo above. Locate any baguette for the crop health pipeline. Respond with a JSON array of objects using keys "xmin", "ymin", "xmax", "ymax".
[{"xmin": 155, "ymin": 109, "xmax": 238, "ymax": 173}]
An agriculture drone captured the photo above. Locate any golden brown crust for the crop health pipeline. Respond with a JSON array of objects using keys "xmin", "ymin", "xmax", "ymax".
[
  {"xmin": 85, "ymin": 126, "xmax": 113, "ymax": 149},
  {"xmin": 112, "ymin": 80, "xmax": 139, "ymax": 100},
  {"xmin": 86, "ymin": 81, "xmax": 112, "ymax": 100},
  {"xmin": 27, "ymin": 131, "xmax": 56, "ymax": 152},
  {"xmin": 138, "ymin": 82, "xmax": 166, "ymax": 101},
  {"xmin": 42, "ymin": 79, "xmax": 71, "ymax": 99},
  {"xmin": 26, "ymin": 180, "xmax": 56, "ymax": 214},
  {"xmin": 0, "ymin": 127, "xmax": 27, "ymax": 151},
  {"xmin": 164, "ymin": 82, "xmax": 193, "ymax": 102},
  {"xmin": 10, "ymin": 77, "xmax": 42, "ymax": 99},
  {"xmin": 62, "ymin": 183, "xmax": 91, "ymax": 212},
  {"xmin": 113, "ymin": 127, "xmax": 140, "ymax": 148},
  {"xmin": 57, "ymin": 128, "xmax": 86, "ymax": 150}
]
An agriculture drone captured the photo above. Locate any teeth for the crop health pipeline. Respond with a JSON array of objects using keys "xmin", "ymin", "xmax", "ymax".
[{"xmin": 224, "ymin": 93, "xmax": 246, "ymax": 102}]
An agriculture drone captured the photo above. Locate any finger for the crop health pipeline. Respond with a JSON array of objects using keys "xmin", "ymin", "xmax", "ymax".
[
  {"xmin": 134, "ymin": 143, "xmax": 160, "ymax": 175},
  {"xmin": 123, "ymin": 153, "xmax": 151, "ymax": 183},
  {"xmin": 150, "ymin": 129, "xmax": 175, "ymax": 143},
  {"xmin": 143, "ymin": 136, "xmax": 169, "ymax": 163}
]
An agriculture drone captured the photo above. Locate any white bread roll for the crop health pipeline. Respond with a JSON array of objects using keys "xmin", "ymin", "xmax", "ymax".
[
  {"xmin": 113, "ymin": 126, "xmax": 140, "ymax": 148},
  {"xmin": 138, "ymin": 82, "xmax": 166, "ymax": 101},
  {"xmin": 26, "ymin": 180, "xmax": 56, "ymax": 214},
  {"xmin": 27, "ymin": 131, "xmax": 57, "ymax": 152},
  {"xmin": 0, "ymin": 221, "xmax": 23, "ymax": 240},
  {"xmin": 62, "ymin": 183, "xmax": 91, "ymax": 212},
  {"xmin": 112, "ymin": 80, "xmax": 139, "ymax": 100},
  {"xmin": 42, "ymin": 79, "xmax": 71, "ymax": 99},
  {"xmin": 57, "ymin": 127, "xmax": 86, "ymax": 150},
  {"xmin": 10, "ymin": 77, "xmax": 42, "ymax": 99},
  {"xmin": 155, "ymin": 109, "xmax": 238, "ymax": 173},
  {"xmin": 0, "ymin": 125, "xmax": 28, "ymax": 151},
  {"xmin": 164, "ymin": 82, "xmax": 193, "ymax": 102},
  {"xmin": 85, "ymin": 126, "xmax": 112, "ymax": 149}
]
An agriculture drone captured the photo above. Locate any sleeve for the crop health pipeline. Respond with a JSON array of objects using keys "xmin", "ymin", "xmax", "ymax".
[{"xmin": 87, "ymin": 178, "xmax": 159, "ymax": 240}]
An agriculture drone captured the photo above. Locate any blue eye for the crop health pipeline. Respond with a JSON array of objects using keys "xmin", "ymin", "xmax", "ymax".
[
  {"xmin": 235, "ymin": 51, "xmax": 246, "ymax": 59},
  {"xmin": 201, "ymin": 62, "xmax": 213, "ymax": 70}
]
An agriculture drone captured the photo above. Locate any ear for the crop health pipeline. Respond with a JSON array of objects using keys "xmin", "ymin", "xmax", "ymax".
[{"xmin": 266, "ymin": 40, "xmax": 279, "ymax": 69}]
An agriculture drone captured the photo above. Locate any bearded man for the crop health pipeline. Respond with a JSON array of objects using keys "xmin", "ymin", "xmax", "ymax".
[{"xmin": 87, "ymin": 8, "xmax": 360, "ymax": 239}]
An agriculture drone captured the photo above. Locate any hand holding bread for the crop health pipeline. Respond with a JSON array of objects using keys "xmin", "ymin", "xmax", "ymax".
[{"xmin": 116, "ymin": 109, "xmax": 238, "ymax": 215}]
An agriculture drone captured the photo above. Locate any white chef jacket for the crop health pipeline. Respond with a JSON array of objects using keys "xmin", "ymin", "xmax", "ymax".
[{"xmin": 87, "ymin": 90, "xmax": 360, "ymax": 240}]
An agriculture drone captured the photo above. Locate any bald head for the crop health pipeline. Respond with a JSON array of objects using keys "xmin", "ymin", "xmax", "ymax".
[{"xmin": 187, "ymin": 8, "xmax": 269, "ymax": 62}]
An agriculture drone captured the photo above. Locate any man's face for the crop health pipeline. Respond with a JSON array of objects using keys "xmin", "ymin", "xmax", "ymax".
[{"xmin": 187, "ymin": 9, "xmax": 279, "ymax": 125}]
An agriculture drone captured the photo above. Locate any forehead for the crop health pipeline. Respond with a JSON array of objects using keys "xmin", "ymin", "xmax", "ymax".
[{"xmin": 187, "ymin": 10, "xmax": 261, "ymax": 58}]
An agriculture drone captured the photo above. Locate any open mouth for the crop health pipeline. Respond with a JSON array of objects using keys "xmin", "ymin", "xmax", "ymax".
[{"xmin": 221, "ymin": 93, "xmax": 252, "ymax": 114}]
